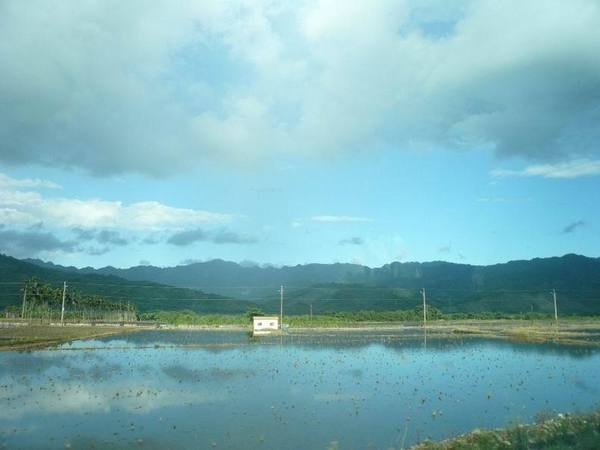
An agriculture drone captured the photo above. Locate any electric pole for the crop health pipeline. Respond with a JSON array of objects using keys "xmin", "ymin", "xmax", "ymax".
[
  {"xmin": 21, "ymin": 286, "xmax": 27, "ymax": 319},
  {"xmin": 421, "ymin": 288, "xmax": 427, "ymax": 326},
  {"xmin": 60, "ymin": 281, "xmax": 67, "ymax": 326},
  {"xmin": 310, "ymin": 304, "xmax": 313, "ymax": 321},
  {"xmin": 551, "ymin": 288, "xmax": 558, "ymax": 322},
  {"xmin": 279, "ymin": 285, "xmax": 284, "ymax": 330}
]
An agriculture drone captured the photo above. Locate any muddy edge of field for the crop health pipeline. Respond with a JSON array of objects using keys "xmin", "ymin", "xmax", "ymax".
[{"xmin": 2, "ymin": 319, "xmax": 600, "ymax": 350}]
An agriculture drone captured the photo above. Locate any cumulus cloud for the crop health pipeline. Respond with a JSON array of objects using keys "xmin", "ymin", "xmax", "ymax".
[
  {"xmin": 0, "ymin": 179, "xmax": 232, "ymax": 230},
  {"xmin": 71, "ymin": 228, "xmax": 128, "ymax": 246},
  {"xmin": 87, "ymin": 246, "xmax": 111, "ymax": 256},
  {"xmin": 312, "ymin": 215, "xmax": 371, "ymax": 223},
  {"xmin": 437, "ymin": 244, "xmax": 451, "ymax": 253},
  {"xmin": 0, "ymin": 224, "xmax": 135, "ymax": 258},
  {"xmin": 213, "ymin": 230, "xmax": 258, "ymax": 244},
  {"xmin": 562, "ymin": 220, "xmax": 585, "ymax": 234},
  {"xmin": 0, "ymin": 229, "xmax": 78, "ymax": 257},
  {"xmin": 492, "ymin": 160, "xmax": 600, "ymax": 179},
  {"xmin": 167, "ymin": 228, "xmax": 209, "ymax": 246},
  {"xmin": 1, "ymin": 0, "xmax": 599, "ymax": 175},
  {"xmin": 477, "ymin": 196, "xmax": 533, "ymax": 203},
  {"xmin": 96, "ymin": 230, "xmax": 129, "ymax": 246},
  {"xmin": 168, "ymin": 228, "xmax": 257, "ymax": 246},
  {"xmin": 142, "ymin": 235, "xmax": 161, "ymax": 245},
  {"xmin": 0, "ymin": 173, "xmax": 61, "ymax": 189},
  {"xmin": 72, "ymin": 228, "xmax": 96, "ymax": 241},
  {"xmin": 339, "ymin": 237, "xmax": 364, "ymax": 245},
  {"xmin": 179, "ymin": 258, "xmax": 204, "ymax": 266}
]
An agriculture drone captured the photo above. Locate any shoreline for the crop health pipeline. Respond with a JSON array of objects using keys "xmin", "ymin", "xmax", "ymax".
[
  {"xmin": 0, "ymin": 324, "xmax": 142, "ymax": 351},
  {"xmin": 410, "ymin": 410, "xmax": 600, "ymax": 449},
  {"xmin": 2, "ymin": 318, "xmax": 600, "ymax": 350}
]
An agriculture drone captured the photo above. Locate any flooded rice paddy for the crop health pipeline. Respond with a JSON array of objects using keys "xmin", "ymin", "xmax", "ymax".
[{"xmin": 1, "ymin": 330, "xmax": 600, "ymax": 449}]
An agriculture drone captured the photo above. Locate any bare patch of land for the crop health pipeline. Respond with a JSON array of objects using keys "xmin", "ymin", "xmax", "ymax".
[
  {"xmin": 290, "ymin": 319, "xmax": 600, "ymax": 346},
  {"xmin": 432, "ymin": 319, "xmax": 600, "ymax": 346},
  {"xmin": 0, "ymin": 323, "xmax": 139, "ymax": 351}
]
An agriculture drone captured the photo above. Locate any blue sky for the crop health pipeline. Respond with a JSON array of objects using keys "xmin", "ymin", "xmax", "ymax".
[{"xmin": 1, "ymin": 0, "xmax": 599, "ymax": 268}]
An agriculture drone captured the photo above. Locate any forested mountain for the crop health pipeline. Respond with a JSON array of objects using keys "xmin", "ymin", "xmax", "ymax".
[
  {"xmin": 24, "ymin": 254, "xmax": 600, "ymax": 315},
  {"xmin": 1, "ymin": 254, "xmax": 255, "ymax": 314}
]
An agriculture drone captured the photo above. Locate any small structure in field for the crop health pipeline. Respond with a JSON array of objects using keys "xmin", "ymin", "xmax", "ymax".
[{"xmin": 253, "ymin": 316, "xmax": 279, "ymax": 335}]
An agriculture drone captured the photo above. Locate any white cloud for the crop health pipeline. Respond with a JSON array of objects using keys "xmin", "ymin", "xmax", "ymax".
[
  {"xmin": 476, "ymin": 196, "xmax": 533, "ymax": 202},
  {"xmin": 0, "ymin": 173, "xmax": 61, "ymax": 189},
  {"xmin": 0, "ymin": 365, "xmax": 229, "ymax": 420},
  {"xmin": 491, "ymin": 159, "xmax": 600, "ymax": 179},
  {"xmin": 0, "ymin": 179, "xmax": 232, "ymax": 230},
  {"xmin": 311, "ymin": 215, "xmax": 372, "ymax": 223},
  {"xmin": 352, "ymin": 234, "xmax": 407, "ymax": 267},
  {"xmin": 1, "ymin": 0, "xmax": 600, "ymax": 175}
]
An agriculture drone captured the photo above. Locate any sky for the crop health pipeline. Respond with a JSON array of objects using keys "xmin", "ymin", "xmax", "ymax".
[{"xmin": 0, "ymin": 0, "xmax": 599, "ymax": 269}]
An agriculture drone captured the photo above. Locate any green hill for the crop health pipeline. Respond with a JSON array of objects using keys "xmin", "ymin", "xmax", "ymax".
[
  {"xmin": 0, "ymin": 254, "xmax": 256, "ymax": 314},
  {"xmin": 20, "ymin": 254, "xmax": 600, "ymax": 315}
]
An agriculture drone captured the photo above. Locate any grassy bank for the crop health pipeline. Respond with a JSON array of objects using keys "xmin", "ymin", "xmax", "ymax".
[
  {"xmin": 412, "ymin": 411, "xmax": 600, "ymax": 449},
  {"xmin": 134, "ymin": 310, "xmax": 600, "ymax": 346},
  {"xmin": 141, "ymin": 309, "xmax": 600, "ymax": 329},
  {"xmin": 2, "ymin": 311, "xmax": 600, "ymax": 350},
  {"xmin": 0, "ymin": 324, "xmax": 137, "ymax": 351},
  {"xmin": 140, "ymin": 308, "xmax": 600, "ymax": 325}
]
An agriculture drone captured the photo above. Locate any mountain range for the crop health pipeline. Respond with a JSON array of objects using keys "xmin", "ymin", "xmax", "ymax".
[
  {"xmin": 0, "ymin": 254, "xmax": 255, "ymax": 314},
  {"xmin": 18, "ymin": 253, "xmax": 600, "ymax": 315}
]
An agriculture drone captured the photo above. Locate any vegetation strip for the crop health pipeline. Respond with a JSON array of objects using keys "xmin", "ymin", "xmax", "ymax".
[
  {"xmin": 3, "ymin": 318, "xmax": 600, "ymax": 351},
  {"xmin": 411, "ymin": 411, "xmax": 600, "ymax": 450}
]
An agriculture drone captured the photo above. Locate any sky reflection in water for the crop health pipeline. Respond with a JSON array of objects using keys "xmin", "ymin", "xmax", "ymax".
[{"xmin": 1, "ymin": 331, "xmax": 600, "ymax": 449}]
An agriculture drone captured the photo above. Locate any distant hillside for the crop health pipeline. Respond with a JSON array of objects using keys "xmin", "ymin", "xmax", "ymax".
[
  {"xmin": 1, "ymin": 254, "xmax": 256, "ymax": 314},
  {"xmin": 25, "ymin": 258, "xmax": 368, "ymax": 292},
  {"xmin": 25, "ymin": 254, "xmax": 600, "ymax": 315}
]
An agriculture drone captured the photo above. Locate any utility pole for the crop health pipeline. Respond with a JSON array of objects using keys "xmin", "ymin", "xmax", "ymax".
[
  {"xmin": 310, "ymin": 304, "xmax": 313, "ymax": 322},
  {"xmin": 21, "ymin": 286, "xmax": 27, "ymax": 319},
  {"xmin": 421, "ymin": 288, "xmax": 427, "ymax": 326},
  {"xmin": 279, "ymin": 285, "xmax": 284, "ymax": 330},
  {"xmin": 551, "ymin": 288, "xmax": 558, "ymax": 322},
  {"xmin": 60, "ymin": 281, "xmax": 67, "ymax": 326}
]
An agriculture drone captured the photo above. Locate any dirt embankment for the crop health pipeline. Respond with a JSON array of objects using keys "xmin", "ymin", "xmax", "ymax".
[{"xmin": 0, "ymin": 323, "xmax": 141, "ymax": 351}]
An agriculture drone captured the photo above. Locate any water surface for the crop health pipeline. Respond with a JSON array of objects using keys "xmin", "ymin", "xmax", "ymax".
[{"xmin": 1, "ymin": 330, "xmax": 599, "ymax": 449}]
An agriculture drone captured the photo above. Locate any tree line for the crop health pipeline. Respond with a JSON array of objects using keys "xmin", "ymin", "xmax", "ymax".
[{"xmin": 9, "ymin": 278, "xmax": 137, "ymax": 323}]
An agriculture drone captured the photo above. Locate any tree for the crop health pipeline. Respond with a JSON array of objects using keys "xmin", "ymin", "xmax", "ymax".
[{"xmin": 245, "ymin": 307, "xmax": 264, "ymax": 322}]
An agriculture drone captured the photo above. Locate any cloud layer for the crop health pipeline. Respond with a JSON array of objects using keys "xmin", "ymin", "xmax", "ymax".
[
  {"xmin": 2, "ymin": 0, "xmax": 600, "ymax": 176},
  {"xmin": 0, "ymin": 228, "xmax": 78, "ymax": 257},
  {"xmin": 0, "ymin": 172, "xmax": 240, "ymax": 257},
  {"xmin": 562, "ymin": 220, "xmax": 585, "ymax": 234},
  {"xmin": 492, "ymin": 160, "xmax": 600, "ymax": 179},
  {"xmin": 339, "ymin": 237, "xmax": 364, "ymax": 245},
  {"xmin": 168, "ymin": 228, "xmax": 257, "ymax": 246},
  {"xmin": 0, "ymin": 182, "xmax": 232, "ymax": 230},
  {"xmin": 312, "ymin": 215, "xmax": 371, "ymax": 223},
  {"xmin": 0, "ymin": 173, "xmax": 61, "ymax": 189}
]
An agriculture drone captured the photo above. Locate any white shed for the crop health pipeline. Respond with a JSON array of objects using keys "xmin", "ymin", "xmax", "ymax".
[{"xmin": 253, "ymin": 316, "xmax": 279, "ymax": 335}]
